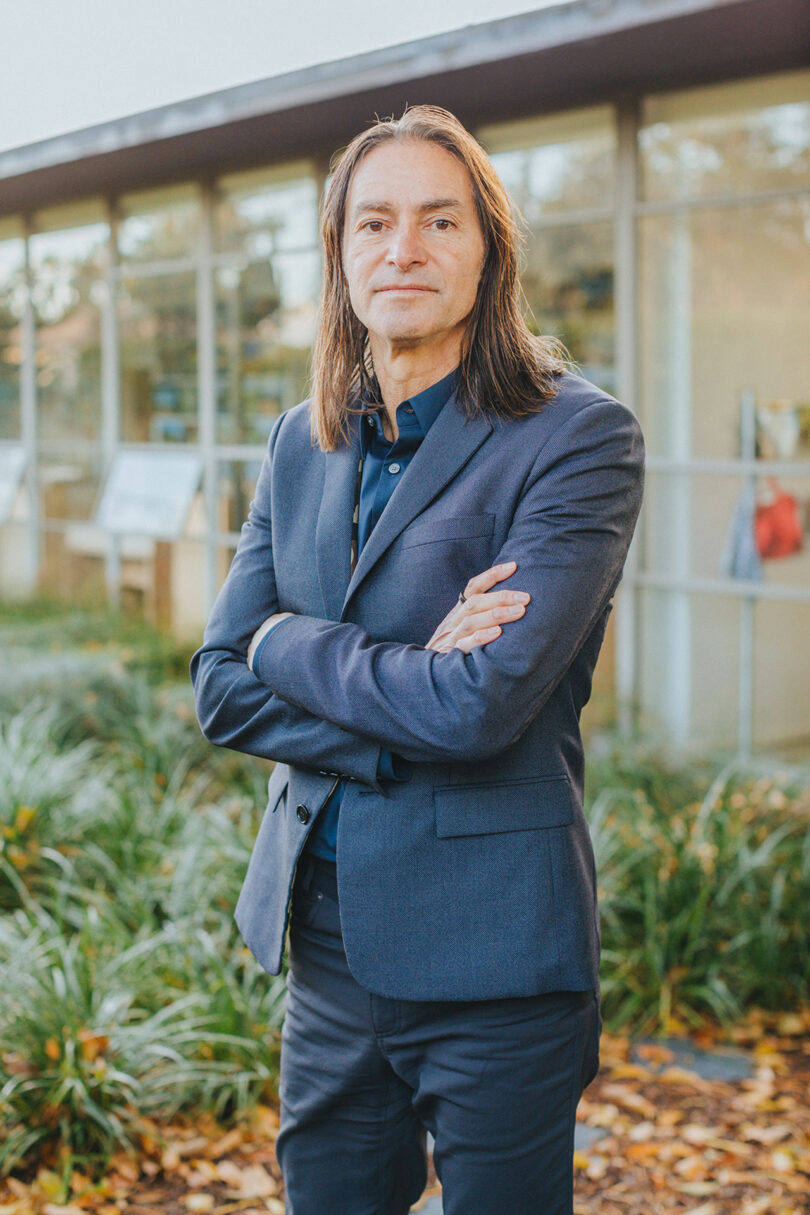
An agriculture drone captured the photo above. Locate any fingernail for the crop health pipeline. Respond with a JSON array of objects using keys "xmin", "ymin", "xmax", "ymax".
[
  {"xmin": 499, "ymin": 561, "xmax": 516, "ymax": 570},
  {"xmin": 510, "ymin": 592, "xmax": 530, "ymax": 603}
]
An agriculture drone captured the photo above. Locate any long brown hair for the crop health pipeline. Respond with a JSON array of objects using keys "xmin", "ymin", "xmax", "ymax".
[{"xmin": 310, "ymin": 105, "xmax": 565, "ymax": 451}]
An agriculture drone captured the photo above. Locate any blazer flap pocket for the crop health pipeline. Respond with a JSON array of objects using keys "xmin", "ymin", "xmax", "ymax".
[
  {"xmin": 266, "ymin": 763, "xmax": 289, "ymax": 813},
  {"xmin": 434, "ymin": 775, "xmax": 574, "ymax": 838},
  {"xmin": 400, "ymin": 513, "xmax": 495, "ymax": 549}
]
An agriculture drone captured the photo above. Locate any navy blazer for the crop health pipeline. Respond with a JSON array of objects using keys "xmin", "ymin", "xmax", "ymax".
[{"xmin": 190, "ymin": 371, "xmax": 645, "ymax": 1001}]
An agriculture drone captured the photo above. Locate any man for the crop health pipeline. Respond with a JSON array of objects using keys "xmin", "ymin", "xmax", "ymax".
[{"xmin": 191, "ymin": 105, "xmax": 644, "ymax": 1215}]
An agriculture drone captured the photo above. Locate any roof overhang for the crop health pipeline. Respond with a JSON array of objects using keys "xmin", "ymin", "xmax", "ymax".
[{"xmin": 1, "ymin": 0, "xmax": 808, "ymax": 216}]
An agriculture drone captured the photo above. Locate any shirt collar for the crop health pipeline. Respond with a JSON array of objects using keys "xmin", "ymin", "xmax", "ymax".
[
  {"xmin": 408, "ymin": 366, "xmax": 458, "ymax": 436},
  {"xmin": 361, "ymin": 366, "xmax": 458, "ymax": 448}
]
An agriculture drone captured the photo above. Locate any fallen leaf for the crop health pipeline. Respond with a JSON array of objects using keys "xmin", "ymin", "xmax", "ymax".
[
  {"xmin": 183, "ymin": 1196, "xmax": 214, "ymax": 1213},
  {"xmin": 599, "ymin": 1083, "xmax": 657, "ymax": 1120}
]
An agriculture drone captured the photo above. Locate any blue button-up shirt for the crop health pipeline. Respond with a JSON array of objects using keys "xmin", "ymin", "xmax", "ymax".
[{"xmin": 305, "ymin": 368, "xmax": 457, "ymax": 860}]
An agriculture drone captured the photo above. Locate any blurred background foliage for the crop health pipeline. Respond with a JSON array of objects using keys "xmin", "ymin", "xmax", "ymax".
[{"xmin": 0, "ymin": 601, "xmax": 808, "ymax": 1181}]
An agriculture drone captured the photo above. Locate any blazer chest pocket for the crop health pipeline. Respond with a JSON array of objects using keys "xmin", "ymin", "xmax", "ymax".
[
  {"xmin": 434, "ymin": 775, "xmax": 574, "ymax": 838},
  {"xmin": 400, "ymin": 513, "xmax": 495, "ymax": 550}
]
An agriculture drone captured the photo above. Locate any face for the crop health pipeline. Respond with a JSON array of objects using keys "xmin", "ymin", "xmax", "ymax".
[{"xmin": 341, "ymin": 138, "xmax": 486, "ymax": 359}]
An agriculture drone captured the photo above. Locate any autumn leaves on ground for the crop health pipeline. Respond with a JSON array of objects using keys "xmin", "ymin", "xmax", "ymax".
[{"xmin": 1, "ymin": 605, "xmax": 808, "ymax": 1215}]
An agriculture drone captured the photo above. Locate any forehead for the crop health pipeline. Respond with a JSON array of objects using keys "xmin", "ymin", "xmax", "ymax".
[{"xmin": 345, "ymin": 138, "xmax": 477, "ymax": 211}]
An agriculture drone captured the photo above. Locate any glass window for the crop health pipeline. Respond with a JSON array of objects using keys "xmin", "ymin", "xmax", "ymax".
[
  {"xmin": 640, "ymin": 70, "xmax": 810, "ymax": 201},
  {"xmin": 638, "ymin": 588, "xmax": 740, "ymax": 749},
  {"xmin": 0, "ymin": 224, "xmax": 25, "ymax": 440},
  {"xmin": 215, "ymin": 164, "xmax": 319, "ymax": 255},
  {"xmin": 638, "ymin": 198, "xmax": 810, "ymax": 460},
  {"xmin": 118, "ymin": 184, "xmax": 201, "ymax": 262},
  {"xmin": 753, "ymin": 600, "xmax": 810, "ymax": 750},
  {"xmin": 521, "ymin": 222, "xmax": 614, "ymax": 394},
  {"xmin": 215, "ymin": 251, "xmax": 319, "ymax": 443},
  {"xmin": 119, "ymin": 272, "xmax": 198, "ymax": 442},
  {"xmin": 481, "ymin": 106, "xmax": 616, "ymax": 217},
  {"xmin": 29, "ymin": 205, "xmax": 108, "ymax": 442},
  {"xmin": 38, "ymin": 451, "xmax": 101, "ymax": 521},
  {"xmin": 217, "ymin": 459, "xmax": 261, "ymax": 534}
]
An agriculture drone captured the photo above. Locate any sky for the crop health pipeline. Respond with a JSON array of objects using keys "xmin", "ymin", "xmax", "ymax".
[{"xmin": 1, "ymin": 0, "xmax": 553, "ymax": 154}]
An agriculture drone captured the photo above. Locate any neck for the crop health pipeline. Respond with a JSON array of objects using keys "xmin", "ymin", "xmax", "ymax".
[{"xmin": 370, "ymin": 338, "xmax": 460, "ymax": 438}]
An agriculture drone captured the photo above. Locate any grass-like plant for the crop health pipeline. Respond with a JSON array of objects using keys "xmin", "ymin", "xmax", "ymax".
[{"xmin": 0, "ymin": 600, "xmax": 808, "ymax": 1178}]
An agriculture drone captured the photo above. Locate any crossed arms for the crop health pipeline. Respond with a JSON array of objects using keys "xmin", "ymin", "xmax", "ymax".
[{"xmin": 191, "ymin": 398, "xmax": 644, "ymax": 775}]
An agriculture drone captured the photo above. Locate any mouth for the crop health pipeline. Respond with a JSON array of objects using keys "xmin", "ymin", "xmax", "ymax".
[{"xmin": 375, "ymin": 285, "xmax": 436, "ymax": 293}]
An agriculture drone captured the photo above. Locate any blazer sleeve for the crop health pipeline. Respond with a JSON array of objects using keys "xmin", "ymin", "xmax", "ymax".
[
  {"xmin": 251, "ymin": 398, "xmax": 645, "ymax": 765},
  {"xmin": 190, "ymin": 412, "xmax": 384, "ymax": 788}
]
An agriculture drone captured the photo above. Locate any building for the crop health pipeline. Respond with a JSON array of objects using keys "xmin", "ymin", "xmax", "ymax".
[{"xmin": 0, "ymin": 0, "xmax": 808, "ymax": 753}]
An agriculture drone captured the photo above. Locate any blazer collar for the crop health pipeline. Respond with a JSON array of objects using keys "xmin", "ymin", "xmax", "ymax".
[{"xmin": 314, "ymin": 390, "xmax": 493, "ymax": 621}]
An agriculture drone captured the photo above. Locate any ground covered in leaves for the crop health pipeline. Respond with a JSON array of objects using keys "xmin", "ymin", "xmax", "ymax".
[{"xmin": 0, "ymin": 1011, "xmax": 806, "ymax": 1215}]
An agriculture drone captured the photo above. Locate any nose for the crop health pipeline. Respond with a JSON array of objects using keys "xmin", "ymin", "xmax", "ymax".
[{"xmin": 386, "ymin": 221, "xmax": 427, "ymax": 272}]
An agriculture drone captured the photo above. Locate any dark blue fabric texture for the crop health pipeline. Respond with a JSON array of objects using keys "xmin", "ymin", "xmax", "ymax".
[
  {"xmin": 301, "ymin": 368, "xmax": 455, "ymax": 860},
  {"xmin": 278, "ymin": 852, "xmax": 599, "ymax": 1214},
  {"xmin": 189, "ymin": 371, "xmax": 645, "ymax": 999}
]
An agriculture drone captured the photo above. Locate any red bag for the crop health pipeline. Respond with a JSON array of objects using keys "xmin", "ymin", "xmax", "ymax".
[{"xmin": 755, "ymin": 479, "xmax": 803, "ymax": 559}]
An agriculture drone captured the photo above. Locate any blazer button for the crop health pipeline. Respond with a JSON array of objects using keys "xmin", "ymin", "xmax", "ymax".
[{"xmin": 296, "ymin": 804, "xmax": 310, "ymax": 825}]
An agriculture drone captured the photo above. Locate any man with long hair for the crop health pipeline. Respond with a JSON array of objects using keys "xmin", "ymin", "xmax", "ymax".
[{"xmin": 192, "ymin": 106, "xmax": 644, "ymax": 1214}]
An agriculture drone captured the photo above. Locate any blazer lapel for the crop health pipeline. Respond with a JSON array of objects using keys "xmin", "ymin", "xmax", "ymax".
[
  {"xmin": 315, "ymin": 412, "xmax": 362, "ymax": 621},
  {"xmin": 342, "ymin": 393, "xmax": 493, "ymax": 617}
]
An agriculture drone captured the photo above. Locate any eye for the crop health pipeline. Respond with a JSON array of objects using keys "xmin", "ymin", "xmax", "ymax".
[
  {"xmin": 362, "ymin": 220, "xmax": 385, "ymax": 233},
  {"xmin": 432, "ymin": 218, "xmax": 454, "ymax": 231}
]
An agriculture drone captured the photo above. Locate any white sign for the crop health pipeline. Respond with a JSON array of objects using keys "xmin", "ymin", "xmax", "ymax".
[
  {"xmin": 95, "ymin": 450, "xmax": 202, "ymax": 539},
  {"xmin": 0, "ymin": 447, "xmax": 26, "ymax": 524}
]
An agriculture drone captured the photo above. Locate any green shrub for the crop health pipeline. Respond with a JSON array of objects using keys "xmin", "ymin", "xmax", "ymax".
[{"xmin": 588, "ymin": 748, "xmax": 810, "ymax": 1035}]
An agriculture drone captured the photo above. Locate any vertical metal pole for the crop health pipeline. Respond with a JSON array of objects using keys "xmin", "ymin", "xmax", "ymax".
[
  {"xmin": 102, "ymin": 199, "xmax": 122, "ymax": 606},
  {"xmin": 198, "ymin": 182, "xmax": 219, "ymax": 615},
  {"xmin": 20, "ymin": 217, "xmax": 39, "ymax": 593},
  {"xmin": 614, "ymin": 98, "xmax": 641, "ymax": 736},
  {"xmin": 738, "ymin": 388, "xmax": 756, "ymax": 758}
]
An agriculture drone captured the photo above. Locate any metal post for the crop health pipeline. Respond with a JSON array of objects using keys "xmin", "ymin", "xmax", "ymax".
[
  {"xmin": 198, "ymin": 182, "xmax": 219, "ymax": 615},
  {"xmin": 20, "ymin": 217, "xmax": 39, "ymax": 593},
  {"xmin": 614, "ymin": 97, "xmax": 641, "ymax": 736},
  {"xmin": 102, "ymin": 199, "xmax": 122, "ymax": 606},
  {"xmin": 737, "ymin": 388, "xmax": 756, "ymax": 758}
]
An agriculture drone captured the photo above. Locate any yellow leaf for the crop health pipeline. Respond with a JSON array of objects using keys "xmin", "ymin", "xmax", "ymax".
[
  {"xmin": 776, "ymin": 1013, "xmax": 804, "ymax": 1036},
  {"xmin": 14, "ymin": 807, "xmax": 36, "ymax": 833},
  {"xmin": 573, "ymin": 1151, "xmax": 589, "ymax": 1170},
  {"xmin": 43, "ymin": 1037, "xmax": 60, "ymax": 1061},
  {"xmin": 183, "ymin": 1196, "xmax": 214, "ymax": 1213},
  {"xmin": 77, "ymin": 1030, "xmax": 108, "ymax": 1062},
  {"xmin": 35, "ymin": 1172, "xmax": 63, "ymax": 1199}
]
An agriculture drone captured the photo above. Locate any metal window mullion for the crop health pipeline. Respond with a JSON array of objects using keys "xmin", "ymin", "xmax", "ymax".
[
  {"xmin": 614, "ymin": 98, "xmax": 641, "ymax": 737},
  {"xmin": 635, "ymin": 181, "xmax": 810, "ymax": 217},
  {"xmin": 198, "ymin": 184, "xmax": 218, "ymax": 614},
  {"xmin": 20, "ymin": 216, "xmax": 39, "ymax": 592},
  {"xmin": 631, "ymin": 571, "xmax": 810, "ymax": 605},
  {"xmin": 102, "ymin": 199, "xmax": 122, "ymax": 605}
]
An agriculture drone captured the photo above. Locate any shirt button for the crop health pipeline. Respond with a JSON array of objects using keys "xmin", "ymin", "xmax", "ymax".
[
  {"xmin": 388, "ymin": 462, "xmax": 401, "ymax": 475},
  {"xmin": 296, "ymin": 804, "xmax": 311, "ymax": 825}
]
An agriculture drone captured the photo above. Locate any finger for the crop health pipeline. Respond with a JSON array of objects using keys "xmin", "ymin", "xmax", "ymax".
[
  {"xmin": 462, "ymin": 587, "xmax": 530, "ymax": 614},
  {"xmin": 462, "ymin": 560, "xmax": 517, "ymax": 601},
  {"xmin": 454, "ymin": 602, "xmax": 526, "ymax": 636},
  {"xmin": 453, "ymin": 625, "xmax": 501, "ymax": 653}
]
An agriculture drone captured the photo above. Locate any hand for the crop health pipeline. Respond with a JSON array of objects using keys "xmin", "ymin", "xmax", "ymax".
[{"xmin": 426, "ymin": 561, "xmax": 530, "ymax": 654}]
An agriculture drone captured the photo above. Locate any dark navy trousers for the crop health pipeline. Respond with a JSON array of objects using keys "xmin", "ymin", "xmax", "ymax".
[{"xmin": 277, "ymin": 854, "xmax": 600, "ymax": 1215}]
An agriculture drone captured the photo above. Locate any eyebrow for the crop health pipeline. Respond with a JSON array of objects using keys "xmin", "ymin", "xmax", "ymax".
[{"xmin": 350, "ymin": 197, "xmax": 464, "ymax": 218}]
